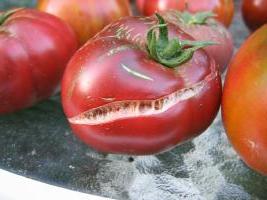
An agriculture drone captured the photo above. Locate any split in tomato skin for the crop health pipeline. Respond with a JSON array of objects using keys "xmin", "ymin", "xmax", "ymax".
[
  {"xmin": 161, "ymin": 10, "xmax": 233, "ymax": 72},
  {"xmin": 62, "ymin": 15, "xmax": 222, "ymax": 155},
  {"xmin": 0, "ymin": 8, "xmax": 77, "ymax": 114},
  {"xmin": 242, "ymin": 0, "xmax": 267, "ymax": 31},
  {"xmin": 37, "ymin": 0, "xmax": 131, "ymax": 46},
  {"xmin": 222, "ymin": 25, "xmax": 267, "ymax": 176},
  {"xmin": 136, "ymin": 0, "xmax": 234, "ymax": 27}
]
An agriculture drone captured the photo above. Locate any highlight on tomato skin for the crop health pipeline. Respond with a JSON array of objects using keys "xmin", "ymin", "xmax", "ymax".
[
  {"xmin": 136, "ymin": 0, "xmax": 180, "ymax": 16},
  {"xmin": 242, "ymin": 0, "xmax": 267, "ymax": 31},
  {"xmin": 61, "ymin": 14, "xmax": 222, "ymax": 155},
  {"xmin": 222, "ymin": 25, "xmax": 267, "ymax": 176},
  {"xmin": 0, "ymin": 8, "xmax": 78, "ymax": 114},
  {"xmin": 37, "ymin": 0, "xmax": 132, "ymax": 46},
  {"xmin": 136, "ymin": 0, "xmax": 234, "ymax": 27}
]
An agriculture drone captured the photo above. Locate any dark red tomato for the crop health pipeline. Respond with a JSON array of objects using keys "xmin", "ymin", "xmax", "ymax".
[
  {"xmin": 61, "ymin": 14, "xmax": 222, "ymax": 155},
  {"xmin": 0, "ymin": 8, "xmax": 77, "ymax": 114},
  {"xmin": 162, "ymin": 10, "xmax": 233, "ymax": 72},
  {"xmin": 136, "ymin": 0, "xmax": 234, "ymax": 27},
  {"xmin": 38, "ymin": 0, "xmax": 131, "ymax": 46},
  {"xmin": 222, "ymin": 25, "xmax": 267, "ymax": 175},
  {"xmin": 242, "ymin": 0, "xmax": 267, "ymax": 31}
]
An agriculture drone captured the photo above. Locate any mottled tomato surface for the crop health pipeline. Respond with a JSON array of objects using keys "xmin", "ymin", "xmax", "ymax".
[
  {"xmin": 162, "ymin": 10, "xmax": 233, "ymax": 72},
  {"xmin": 62, "ymin": 14, "xmax": 222, "ymax": 155},
  {"xmin": 136, "ymin": 0, "xmax": 234, "ymax": 27},
  {"xmin": 0, "ymin": 8, "xmax": 77, "ymax": 114},
  {"xmin": 38, "ymin": 0, "xmax": 131, "ymax": 46},
  {"xmin": 242, "ymin": 0, "xmax": 267, "ymax": 31},
  {"xmin": 222, "ymin": 25, "xmax": 267, "ymax": 175}
]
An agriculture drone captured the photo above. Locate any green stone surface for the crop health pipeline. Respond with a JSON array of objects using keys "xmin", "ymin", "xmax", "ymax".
[{"xmin": 0, "ymin": 0, "xmax": 35, "ymax": 9}]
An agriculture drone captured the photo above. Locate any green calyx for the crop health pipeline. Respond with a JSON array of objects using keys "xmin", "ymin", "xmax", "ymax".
[
  {"xmin": 0, "ymin": 8, "xmax": 23, "ymax": 26},
  {"xmin": 147, "ymin": 14, "xmax": 215, "ymax": 68},
  {"xmin": 179, "ymin": 11, "xmax": 216, "ymax": 25}
]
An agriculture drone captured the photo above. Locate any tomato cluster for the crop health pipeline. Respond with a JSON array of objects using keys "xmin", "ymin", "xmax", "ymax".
[{"xmin": 0, "ymin": 0, "xmax": 266, "ymax": 175}]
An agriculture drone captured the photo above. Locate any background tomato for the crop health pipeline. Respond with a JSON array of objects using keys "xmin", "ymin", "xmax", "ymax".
[
  {"xmin": 136, "ymin": 0, "xmax": 180, "ymax": 16},
  {"xmin": 0, "ymin": 8, "xmax": 77, "ymax": 114},
  {"xmin": 136, "ymin": 0, "xmax": 234, "ymax": 27},
  {"xmin": 242, "ymin": 0, "xmax": 267, "ymax": 31},
  {"xmin": 222, "ymin": 25, "xmax": 267, "ymax": 175},
  {"xmin": 38, "ymin": 0, "xmax": 131, "ymax": 46},
  {"xmin": 61, "ymin": 15, "xmax": 222, "ymax": 155},
  {"xmin": 162, "ymin": 10, "xmax": 233, "ymax": 72}
]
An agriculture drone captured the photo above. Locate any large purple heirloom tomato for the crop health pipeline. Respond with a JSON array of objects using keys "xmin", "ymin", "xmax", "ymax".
[
  {"xmin": 62, "ymin": 14, "xmax": 222, "ymax": 155},
  {"xmin": 0, "ymin": 8, "xmax": 77, "ymax": 114}
]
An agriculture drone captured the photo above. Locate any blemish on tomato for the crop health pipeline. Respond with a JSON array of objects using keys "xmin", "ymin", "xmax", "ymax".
[{"xmin": 121, "ymin": 63, "xmax": 154, "ymax": 81}]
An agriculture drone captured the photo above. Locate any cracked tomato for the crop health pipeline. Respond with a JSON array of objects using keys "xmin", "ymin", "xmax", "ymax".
[
  {"xmin": 136, "ymin": 0, "xmax": 234, "ymax": 27},
  {"xmin": 0, "ymin": 8, "xmax": 77, "ymax": 114},
  {"xmin": 61, "ymin": 14, "xmax": 222, "ymax": 155},
  {"xmin": 222, "ymin": 25, "xmax": 267, "ymax": 175},
  {"xmin": 38, "ymin": 0, "xmax": 131, "ymax": 46}
]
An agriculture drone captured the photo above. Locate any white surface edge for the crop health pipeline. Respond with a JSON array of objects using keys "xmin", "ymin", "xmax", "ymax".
[{"xmin": 0, "ymin": 169, "xmax": 113, "ymax": 200}]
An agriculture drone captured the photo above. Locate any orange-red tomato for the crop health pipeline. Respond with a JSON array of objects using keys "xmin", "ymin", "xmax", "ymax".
[
  {"xmin": 242, "ymin": 0, "xmax": 267, "ymax": 31},
  {"xmin": 38, "ymin": 0, "xmax": 131, "ymax": 46},
  {"xmin": 222, "ymin": 25, "xmax": 267, "ymax": 175},
  {"xmin": 136, "ymin": 0, "xmax": 234, "ymax": 27}
]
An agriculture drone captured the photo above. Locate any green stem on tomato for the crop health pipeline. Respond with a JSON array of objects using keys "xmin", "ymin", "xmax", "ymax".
[
  {"xmin": 146, "ymin": 14, "xmax": 215, "ymax": 68},
  {"xmin": 0, "ymin": 8, "xmax": 24, "ymax": 26},
  {"xmin": 179, "ymin": 11, "xmax": 217, "ymax": 25}
]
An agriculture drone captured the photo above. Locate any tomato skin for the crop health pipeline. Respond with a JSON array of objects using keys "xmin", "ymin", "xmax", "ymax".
[
  {"xmin": 37, "ymin": 0, "xmax": 131, "ymax": 46},
  {"xmin": 0, "ymin": 9, "xmax": 77, "ymax": 114},
  {"xmin": 61, "ymin": 15, "xmax": 222, "ymax": 155},
  {"xmin": 136, "ymin": 0, "xmax": 180, "ymax": 16},
  {"xmin": 222, "ymin": 25, "xmax": 267, "ymax": 175},
  {"xmin": 162, "ymin": 10, "xmax": 233, "ymax": 72},
  {"xmin": 136, "ymin": 0, "xmax": 234, "ymax": 27},
  {"xmin": 242, "ymin": 0, "xmax": 267, "ymax": 31}
]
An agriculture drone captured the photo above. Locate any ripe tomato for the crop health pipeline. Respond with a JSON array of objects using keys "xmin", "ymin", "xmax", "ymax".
[
  {"xmin": 222, "ymin": 25, "xmax": 267, "ymax": 175},
  {"xmin": 0, "ymin": 8, "xmax": 77, "ymax": 114},
  {"xmin": 61, "ymin": 14, "xmax": 222, "ymax": 155},
  {"xmin": 136, "ymin": 0, "xmax": 180, "ymax": 16},
  {"xmin": 136, "ymin": 0, "xmax": 234, "ymax": 27},
  {"xmin": 242, "ymin": 0, "xmax": 267, "ymax": 31},
  {"xmin": 162, "ymin": 10, "xmax": 233, "ymax": 72},
  {"xmin": 37, "ymin": 0, "xmax": 131, "ymax": 46}
]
